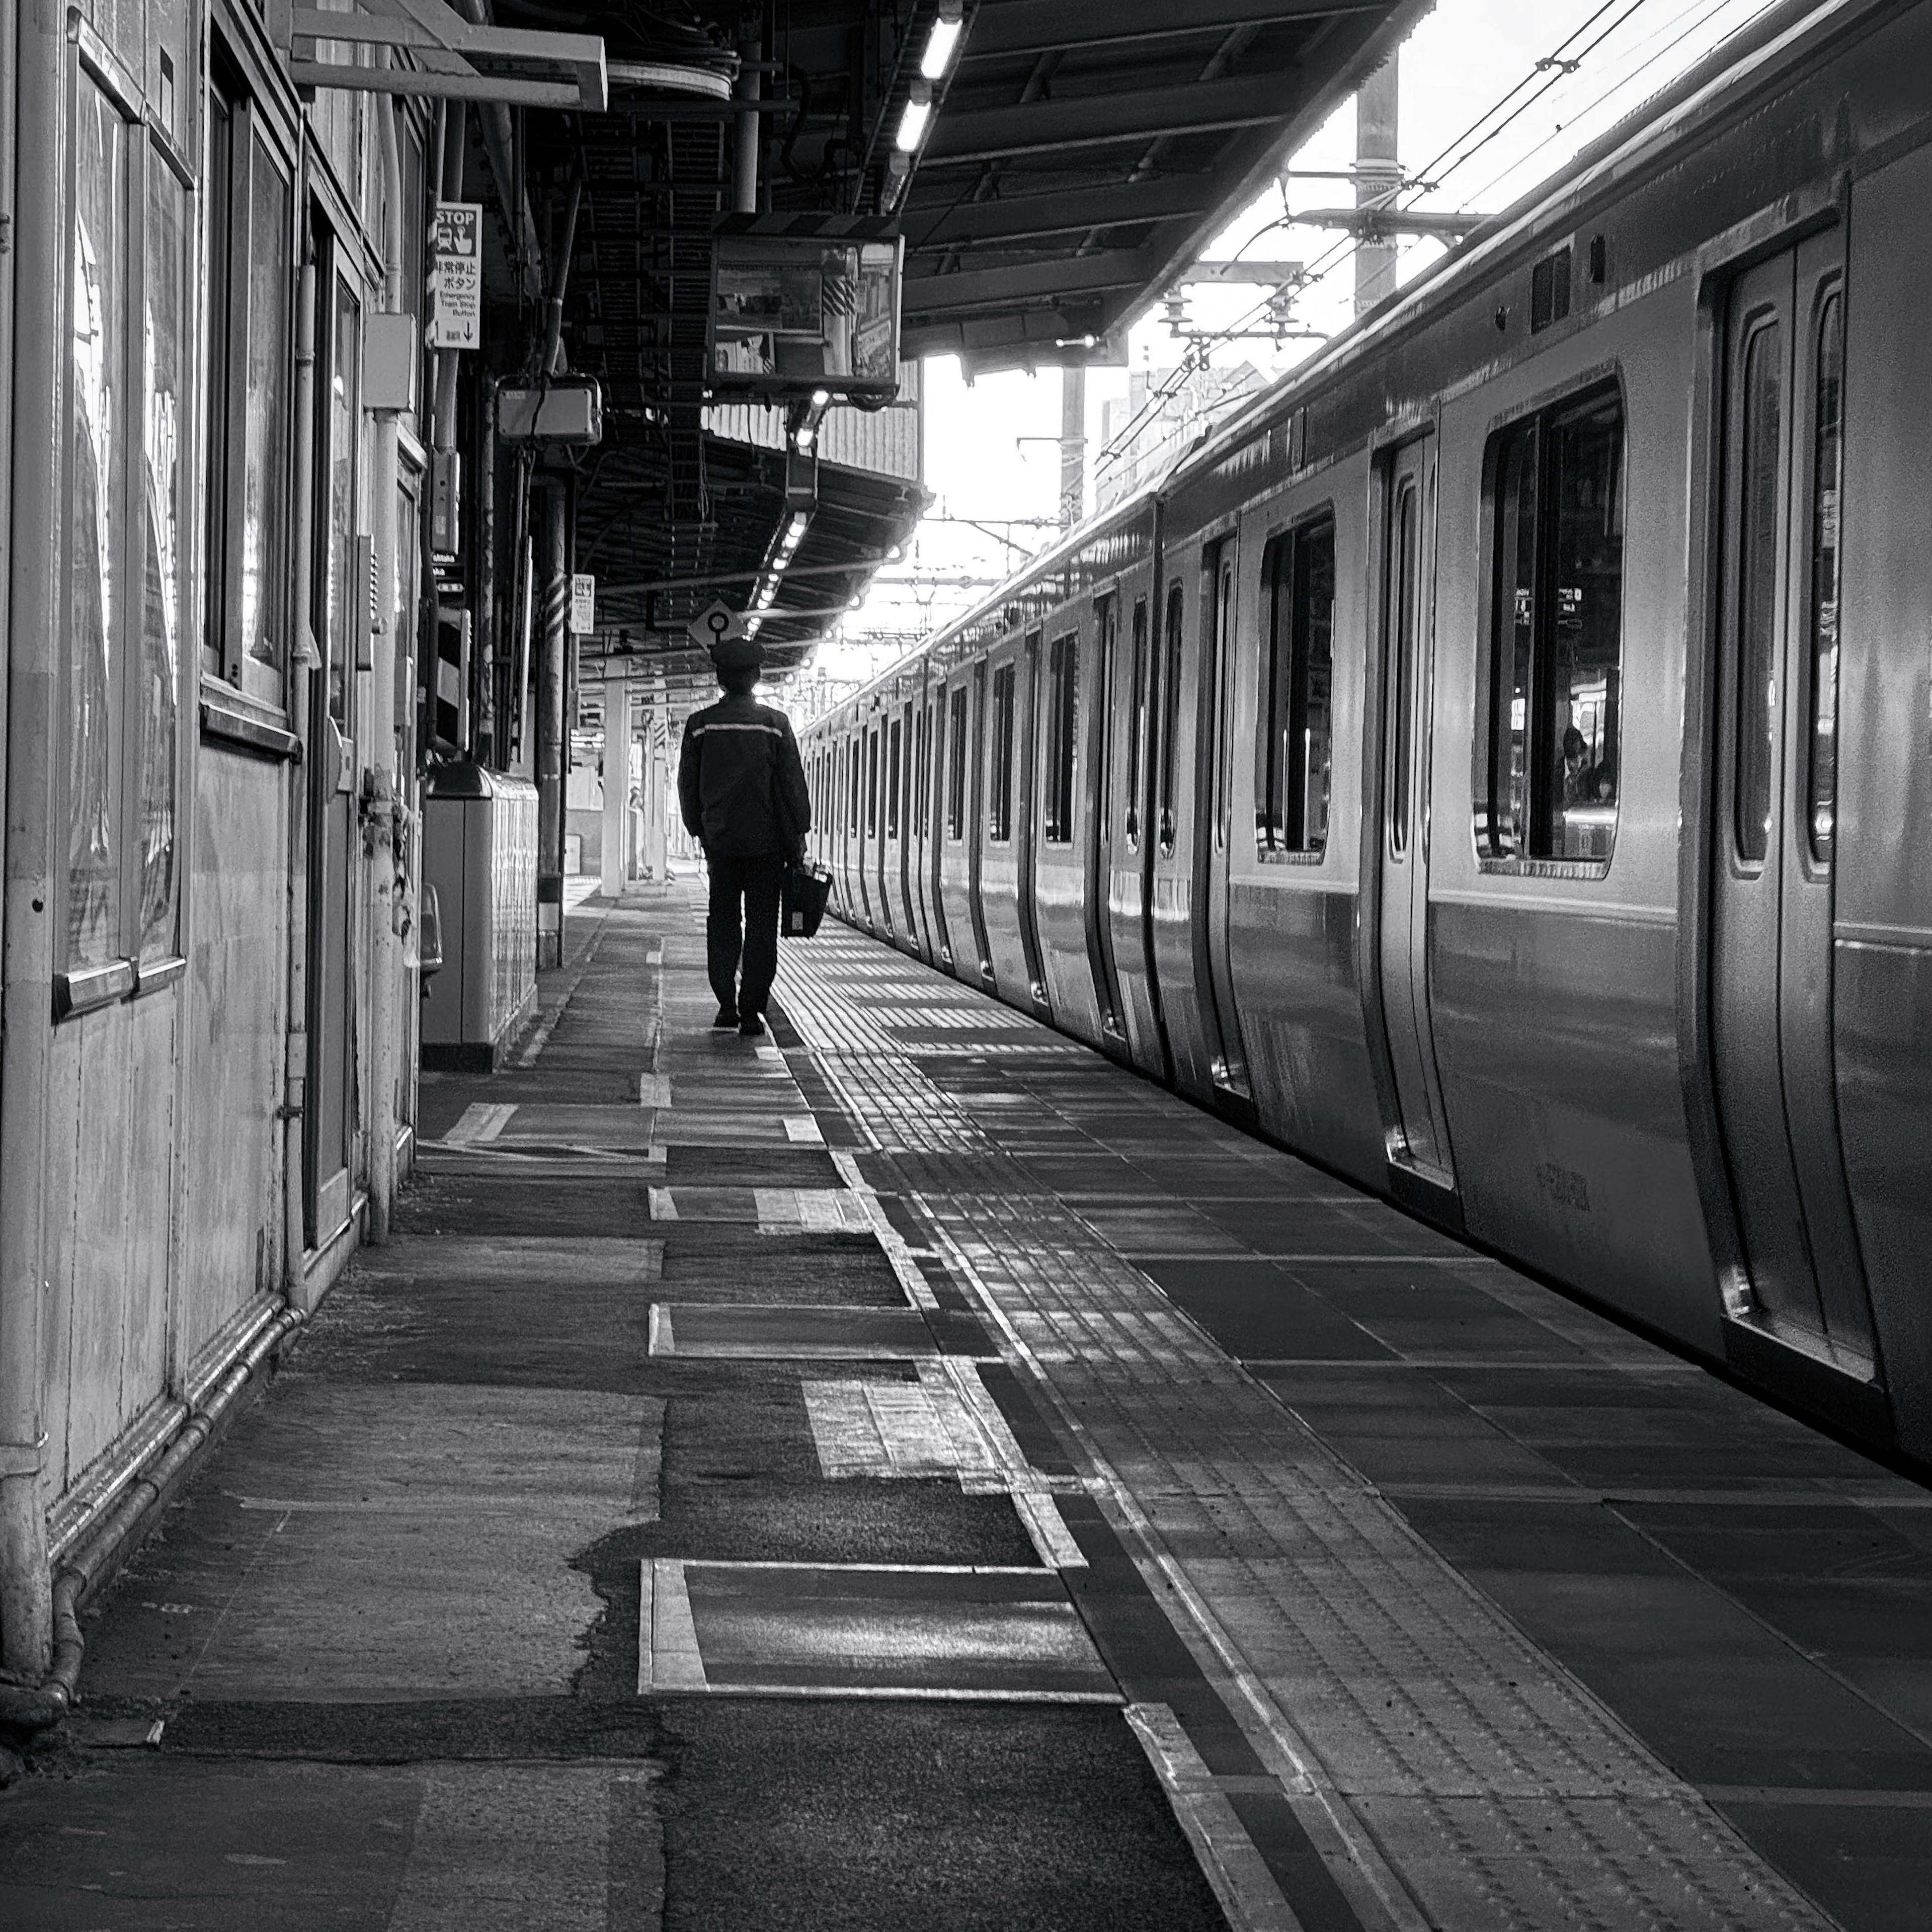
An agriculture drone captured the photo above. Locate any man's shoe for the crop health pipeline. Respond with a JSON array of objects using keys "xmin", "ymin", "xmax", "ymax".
[
  {"xmin": 738, "ymin": 1013, "xmax": 766, "ymax": 1038},
  {"xmin": 712, "ymin": 1005, "xmax": 739, "ymax": 1029}
]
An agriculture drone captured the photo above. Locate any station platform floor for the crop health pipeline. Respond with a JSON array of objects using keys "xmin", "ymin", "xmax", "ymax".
[{"xmin": 6, "ymin": 884, "xmax": 1931, "ymax": 1930}]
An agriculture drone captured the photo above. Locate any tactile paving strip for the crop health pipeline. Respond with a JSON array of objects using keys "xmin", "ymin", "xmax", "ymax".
[{"xmin": 773, "ymin": 944, "xmax": 1832, "ymax": 1932}]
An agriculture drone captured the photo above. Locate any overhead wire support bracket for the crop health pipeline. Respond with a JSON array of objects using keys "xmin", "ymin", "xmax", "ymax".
[{"xmin": 286, "ymin": 0, "xmax": 608, "ymax": 111}]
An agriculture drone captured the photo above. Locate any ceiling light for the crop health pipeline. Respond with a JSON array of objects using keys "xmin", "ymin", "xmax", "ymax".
[
  {"xmin": 919, "ymin": 5, "xmax": 962, "ymax": 82},
  {"xmin": 810, "ymin": 388, "xmax": 831, "ymax": 409},
  {"xmin": 895, "ymin": 84, "xmax": 932, "ymax": 153}
]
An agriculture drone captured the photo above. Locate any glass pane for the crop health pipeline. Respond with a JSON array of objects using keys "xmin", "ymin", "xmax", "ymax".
[
  {"xmin": 948, "ymin": 688, "xmax": 967, "ymax": 838},
  {"xmin": 327, "ymin": 275, "xmax": 360, "ymax": 727},
  {"xmin": 202, "ymin": 87, "xmax": 234, "ymax": 680},
  {"xmin": 1290, "ymin": 521, "xmax": 1335, "ymax": 853},
  {"xmin": 1547, "ymin": 393, "xmax": 1624, "ymax": 861},
  {"xmin": 1045, "ymin": 634, "xmax": 1077, "ymax": 843},
  {"xmin": 67, "ymin": 83, "xmax": 128, "ymax": 973},
  {"xmin": 1389, "ymin": 483, "xmax": 1417, "ymax": 854},
  {"xmin": 1126, "ymin": 600, "xmax": 1147, "ymax": 845},
  {"xmin": 1159, "ymin": 587, "xmax": 1183, "ymax": 851},
  {"xmin": 139, "ymin": 157, "xmax": 190, "ymax": 963},
  {"xmin": 1095, "ymin": 600, "xmax": 1114, "ymax": 833},
  {"xmin": 1257, "ymin": 539, "xmax": 1286, "ymax": 847},
  {"xmin": 241, "ymin": 138, "xmax": 292, "ymax": 706},
  {"xmin": 990, "ymin": 664, "xmax": 1015, "ymax": 841},
  {"xmin": 1212, "ymin": 554, "xmax": 1234, "ymax": 847},
  {"xmin": 887, "ymin": 719, "xmax": 901, "ymax": 837},
  {"xmin": 1487, "ymin": 423, "xmax": 1538, "ymax": 856},
  {"xmin": 1807, "ymin": 293, "xmax": 1843, "ymax": 865},
  {"xmin": 1735, "ymin": 324, "xmax": 1782, "ymax": 864}
]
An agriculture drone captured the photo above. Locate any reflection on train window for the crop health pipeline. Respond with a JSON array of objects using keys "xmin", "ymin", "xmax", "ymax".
[
  {"xmin": 1388, "ymin": 483, "xmax": 1419, "ymax": 858},
  {"xmin": 1125, "ymin": 598, "xmax": 1149, "ymax": 847},
  {"xmin": 1159, "ymin": 585, "xmax": 1184, "ymax": 854},
  {"xmin": 1208, "ymin": 542, "xmax": 1237, "ymax": 851},
  {"xmin": 1094, "ymin": 597, "xmax": 1117, "ymax": 835},
  {"xmin": 1480, "ymin": 383, "xmax": 1625, "ymax": 863},
  {"xmin": 1807, "ymin": 291, "xmax": 1842, "ymax": 865},
  {"xmin": 887, "ymin": 718, "xmax": 903, "ymax": 839},
  {"xmin": 849, "ymin": 737, "xmax": 861, "ymax": 833},
  {"xmin": 865, "ymin": 730, "xmax": 879, "ymax": 837},
  {"xmin": 947, "ymin": 686, "xmax": 968, "ymax": 839},
  {"xmin": 1734, "ymin": 325, "xmax": 1781, "ymax": 864},
  {"xmin": 989, "ymin": 662, "xmax": 1016, "ymax": 843},
  {"xmin": 1257, "ymin": 516, "xmax": 1335, "ymax": 854},
  {"xmin": 1044, "ymin": 634, "xmax": 1078, "ymax": 843}
]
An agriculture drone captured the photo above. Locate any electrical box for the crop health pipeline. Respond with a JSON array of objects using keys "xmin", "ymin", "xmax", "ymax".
[
  {"xmin": 364, "ymin": 313, "xmax": 419, "ymax": 412},
  {"xmin": 497, "ymin": 379, "xmax": 604, "ymax": 445},
  {"xmin": 431, "ymin": 449, "xmax": 462, "ymax": 555}
]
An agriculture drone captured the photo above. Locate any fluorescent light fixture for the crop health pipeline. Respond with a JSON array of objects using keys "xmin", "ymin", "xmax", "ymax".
[
  {"xmin": 810, "ymin": 388, "xmax": 831, "ymax": 408},
  {"xmin": 919, "ymin": 8, "xmax": 962, "ymax": 81},
  {"xmin": 895, "ymin": 84, "xmax": 932, "ymax": 153}
]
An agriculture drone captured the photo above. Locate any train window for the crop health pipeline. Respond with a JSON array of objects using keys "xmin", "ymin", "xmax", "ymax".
[
  {"xmin": 1734, "ymin": 325, "xmax": 1782, "ymax": 864},
  {"xmin": 866, "ymin": 730, "xmax": 880, "ymax": 837},
  {"xmin": 1043, "ymin": 634, "xmax": 1078, "ymax": 844},
  {"xmin": 1158, "ymin": 585, "xmax": 1184, "ymax": 854},
  {"xmin": 1256, "ymin": 515, "xmax": 1335, "ymax": 854},
  {"xmin": 946, "ymin": 686, "xmax": 968, "ymax": 839},
  {"xmin": 849, "ymin": 737, "xmax": 861, "ymax": 833},
  {"xmin": 1478, "ymin": 382, "xmax": 1625, "ymax": 863},
  {"xmin": 1806, "ymin": 291, "xmax": 1843, "ymax": 864},
  {"xmin": 989, "ymin": 662, "xmax": 1016, "ymax": 842},
  {"xmin": 887, "ymin": 718, "xmax": 902, "ymax": 839},
  {"xmin": 1125, "ymin": 598, "xmax": 1149, "ymax": 847},
  {"xmin": 1207, "ymin": 543, "xmax": 1236, "ymax": 851},
  {"xmin": 1389, "ymin": 482, "xmax": 1419, "ymax": 856},
  {"xmin": 1094, "ymin": 597, "xmax": 1117, "ymax": 834}
]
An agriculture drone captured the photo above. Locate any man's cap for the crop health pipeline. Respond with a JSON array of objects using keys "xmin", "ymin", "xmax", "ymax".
[{"xmin": 711, "ymin": 634, "xmax": 764, "ymax": 675}]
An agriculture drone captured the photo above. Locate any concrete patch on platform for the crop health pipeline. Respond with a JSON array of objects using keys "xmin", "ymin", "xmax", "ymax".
[
  {"xmin": 649, "ymin": 1304, "xmax": 939, "ymax": 1361},
  {"xmin": 640, "ymin": 1559, "xmax": 1117, "ymax": 1701}
]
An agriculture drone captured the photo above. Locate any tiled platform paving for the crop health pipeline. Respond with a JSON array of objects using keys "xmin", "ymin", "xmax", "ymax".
[{"xmin": 6, "ymin": 884, "xmax": 1929, "ymax": 1931}]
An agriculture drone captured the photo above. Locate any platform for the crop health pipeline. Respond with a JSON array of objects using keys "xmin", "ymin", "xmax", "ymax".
[{"xmin": 6, "ymin": 887, "xmax": 1930, "ymax": 1931}]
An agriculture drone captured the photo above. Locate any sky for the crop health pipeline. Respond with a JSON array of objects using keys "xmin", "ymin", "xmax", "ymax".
[{"xmin": 801, "ymin": 0, "xmax": 1784, "ymax": 698}]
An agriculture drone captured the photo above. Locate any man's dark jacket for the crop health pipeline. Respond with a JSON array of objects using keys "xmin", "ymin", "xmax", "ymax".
[{"xmin": 677, "ymin": 693, "xmax": 812, "ymax": 857}]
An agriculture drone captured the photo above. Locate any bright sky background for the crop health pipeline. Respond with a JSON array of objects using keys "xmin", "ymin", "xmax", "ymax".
[{"xmin": 799, "ymin": 0, "xmax": 1783, "ymax": 700}]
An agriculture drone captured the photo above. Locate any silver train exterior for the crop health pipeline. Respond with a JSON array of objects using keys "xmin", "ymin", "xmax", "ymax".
[{"xmin": 798, "ymin": 0, "xmax": 1932, "ymax": 1466}]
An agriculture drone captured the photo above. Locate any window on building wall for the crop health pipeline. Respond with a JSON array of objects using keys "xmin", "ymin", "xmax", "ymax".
[
  {"xmin": 947, "ymin": 686, "xmax": 968, "ymax": 838},
  {"xmin": 60, "ymin": 50, "xmax": 196, "ymax": 1011},
  {"xmin": 1256, "ymin": 515, "xmax": 1336, "ymax": 854},
  {"xmin": 887, "ymin": 717, "xmax": 903, "ymax": 838},
  {"xmin": 989, "ymin": 662, "xmax": 1016, "ymax": 842},
  {"xmin": 1043, "ymin": 634, "xmax": 1078, "ymax": 843},
  {"xmin": 1478, "ymin": 383, "xmax": 1625, "ymax": 863},
  {"xmin": 204, "ymin": 57, "xmax": 293, "ymax": 707},
  {"xmin": 1125, "ymin": 598, "xmax": 1148, "ymax": 847},
  {"xmin": 1158, "ymin": 585, "xmax": 1184, "ymax": 854}
]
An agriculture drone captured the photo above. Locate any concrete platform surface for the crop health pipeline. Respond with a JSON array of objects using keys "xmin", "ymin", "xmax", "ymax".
[{"xmin": 5, "ymin": 884, "xmax": 1929, "ymax": 1932}]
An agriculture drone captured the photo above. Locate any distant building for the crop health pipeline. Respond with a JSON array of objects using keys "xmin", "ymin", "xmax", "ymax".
[{"xmin": 1096, "ymin": 363, "xmax": 1268, "ymax": 509}]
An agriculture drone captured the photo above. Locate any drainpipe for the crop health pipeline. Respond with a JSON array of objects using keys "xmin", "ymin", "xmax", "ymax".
[
  {"xmin": 366, "ymin": 83, "xmax": 406, "ymax": 1243},
  {"xmin": 283, "ymin": 258, "xmax": 318, "ymax": 1301},
  {"xmin": 0, "ymin": 0, "xmax": 65, "ymax": 1679},
  {"xmin": 734, "ymin": 37, "xmax": 760, "ymax": 214}
]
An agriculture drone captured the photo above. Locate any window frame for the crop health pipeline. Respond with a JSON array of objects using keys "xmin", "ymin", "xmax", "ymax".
[
  {"xmin": 54, "ymin": 23, "xmax": 202, "ymax": 1019},
  {"xmin": 1473, "ymin": 372, "xmax": 1628, "ymax": 876},
  {"xmin": 988, "ymin": 659, "xmax": 1017, "ymax": 844},
  {"xmin": 1042, "ymin": 631, "xmax": 1078, "ymax": 845},
  {"xmin": 946, "ymin": 684, "xmax": 969, "ymax": 840},
  {"xmin": 1157, "ymin": 583, "xmax": 1184, "ymax": 856}
]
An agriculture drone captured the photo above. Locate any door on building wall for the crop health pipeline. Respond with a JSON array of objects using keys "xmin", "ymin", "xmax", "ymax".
[
  {"xmin": 1708, "ymin": 238, "xmax": 1878, "ymax": 1372},
  {"xmin": 1196, "ymin": 540, "xmax": 1250, "ymax": 1097},
  {"xmin": 1374, "ymin": 436, "xmax": 1455, "ymax": 1186},
  {"xmin": 304, "ymin": 238, "xmax": 362, "ymax": 1249}
]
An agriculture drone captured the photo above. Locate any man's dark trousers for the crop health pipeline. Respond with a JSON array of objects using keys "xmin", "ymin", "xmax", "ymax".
[{"xmin": 706, "ymin": 853, "xmax": 785, "ymax": 1018}]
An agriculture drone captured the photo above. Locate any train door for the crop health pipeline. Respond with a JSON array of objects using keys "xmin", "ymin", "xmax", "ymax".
[
  {"xmin": 1372, "ymin": 437, "xmax": 1455, "ymax": 1186},
  {"xmin": 966, "ymin": 664, "xmax": 995, "ymax": 984},
  {"xmin": 1085, "ymin": 594, "xmax": 1126, "ymax": 1046},
  {"xmin": 1196, "ymin": 539, "xmax": 1250, "ymax": 1097},
  {"xmin": 1707, "ymin": 238, "xmax": 1878, "ymax": 1371},
  {"xmin": 1016, "ymin": 630, "xmax": 1050, "ymax": 1007}
]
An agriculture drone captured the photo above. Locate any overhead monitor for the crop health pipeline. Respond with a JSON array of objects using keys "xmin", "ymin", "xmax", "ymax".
[{"xmin": 710, "ymin": 228, "xmax": 903, "ymax": 401}]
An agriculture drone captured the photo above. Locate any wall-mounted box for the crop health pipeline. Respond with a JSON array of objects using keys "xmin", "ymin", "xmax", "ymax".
[{"xmin": 497, "ymin": 379, "xmax": 604, "ymax": 444}]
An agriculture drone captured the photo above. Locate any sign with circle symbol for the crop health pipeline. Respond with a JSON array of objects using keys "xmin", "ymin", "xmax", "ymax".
[{"xmin": 686, "ymin": 600, "xmax": 747, "ymax": 652}]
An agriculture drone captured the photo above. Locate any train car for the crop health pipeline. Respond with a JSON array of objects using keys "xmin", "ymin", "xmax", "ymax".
[{"xmin": 798, "ymin": 0, "xmax": 1932, "ymax": 1467}]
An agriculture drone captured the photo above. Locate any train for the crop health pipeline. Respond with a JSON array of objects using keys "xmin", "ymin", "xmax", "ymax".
[{"xmin": 796, "ymin": 0, "xmax": 1932, "ymax": 1467}]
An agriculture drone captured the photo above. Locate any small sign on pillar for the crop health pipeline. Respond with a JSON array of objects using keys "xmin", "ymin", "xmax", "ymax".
[
  {"xmin": 428, "ymin": 202, "xmax": 483, "ymax": 350},
  {"xmin": 569, "ymin": 573, "xmax": 596, "ymax": 635}
]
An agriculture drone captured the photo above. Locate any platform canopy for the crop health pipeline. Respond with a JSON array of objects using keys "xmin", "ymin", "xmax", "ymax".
[{"xmin": 481, "ymin": 0, "xmax": 1426, "ymax": 686}]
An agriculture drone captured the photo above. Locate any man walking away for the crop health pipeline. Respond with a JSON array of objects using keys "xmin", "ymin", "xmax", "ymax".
[{"xmin": 676, "ymin": 635, "xmax": 811, "ymax": 1036}]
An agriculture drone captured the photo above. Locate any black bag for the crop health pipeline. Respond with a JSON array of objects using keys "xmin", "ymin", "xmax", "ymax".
[{"xmin": 780, "ymin": 860, "xmax": 832, "ymax": 939}]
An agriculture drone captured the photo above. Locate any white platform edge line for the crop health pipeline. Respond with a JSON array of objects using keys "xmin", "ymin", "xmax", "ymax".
[
  {"xmin": 646, "ymin": 1558, "xmax": 708, "ymax": 1692},
  {"xmin": 1126, "ymin": 1702, "xmax": 1308, "ymax": 1932},
  {"xmin": 831, "ymin": 1148, "xmax": 941, "ymax": 1312},
  {"xmin": 1014, "ymin": 1490, "xmax": 1087, "ymax": 1571}
]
